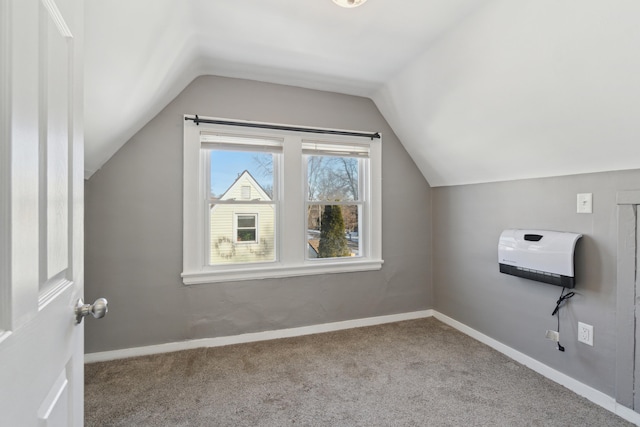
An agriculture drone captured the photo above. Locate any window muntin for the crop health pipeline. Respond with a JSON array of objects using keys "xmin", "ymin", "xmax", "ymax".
[{"xmin": 183, "ymin": 117, "xmax": 382, "ymax": 284}]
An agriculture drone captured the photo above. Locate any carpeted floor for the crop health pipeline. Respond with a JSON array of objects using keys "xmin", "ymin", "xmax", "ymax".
[{"xmin": 85, "ymin": 318, "xmax": 633, "ymax": 426}]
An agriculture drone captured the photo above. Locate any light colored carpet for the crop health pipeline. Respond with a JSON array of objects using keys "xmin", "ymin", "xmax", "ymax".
[{"xmin": 85, "ymin": 318, "xmax": 633, "ymax": 426}]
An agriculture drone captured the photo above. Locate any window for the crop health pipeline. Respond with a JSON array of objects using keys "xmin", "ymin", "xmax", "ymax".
[
  {"xmin": 240, "ymin": 186, "xmax": 251, "ymax": 200},
  {"xmin": 205, "ymin": 135, "xmax": 279, "ymax": 265},
  {"xmin": 183, "ymin": 116, "xmax": 382, "ymax": 284},
  {"xmin": 235, "ymin": 214, "xmax": 258, "ymax": 243},
  {"xmin": 304, "ymin": 142, "xmax": 368, "ymax": 260}
]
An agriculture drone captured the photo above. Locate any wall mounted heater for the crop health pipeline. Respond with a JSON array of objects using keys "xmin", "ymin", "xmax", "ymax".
[{"xmin": 498, "ymin": 229, "xmax": 582, "ymax": 288}]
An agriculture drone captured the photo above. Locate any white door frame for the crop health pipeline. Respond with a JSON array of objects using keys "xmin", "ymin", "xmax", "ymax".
[{"xmin": 616, "ymin": 190, "xmax": 640, "ymax": 410}]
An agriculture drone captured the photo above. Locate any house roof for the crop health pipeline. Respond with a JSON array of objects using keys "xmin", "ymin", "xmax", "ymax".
[
  {"xmin": 308, "ymin": 240, "xmax": 320, "ymax": 257},
  {"xmin": 218, "ymin": 170, "xmax": 272, "ymax": 202},
  {"xmin": 85, "ymin": 0, "xmax": 640, "ymax": 186}
]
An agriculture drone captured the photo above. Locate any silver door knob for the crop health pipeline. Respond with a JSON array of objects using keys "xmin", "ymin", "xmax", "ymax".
[{"xmin": 75, "ymin": 298, "xmax": 108, "ymax": 324}]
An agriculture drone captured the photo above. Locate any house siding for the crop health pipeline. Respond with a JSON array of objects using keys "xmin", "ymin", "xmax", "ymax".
[{"xmin": 209, "ymin": 205, "xmax": 275, "ymax": 264}]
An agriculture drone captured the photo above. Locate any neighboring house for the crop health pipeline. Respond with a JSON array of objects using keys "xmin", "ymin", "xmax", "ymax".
[
  {"xmin": 210, "ymin": 171, "xmax": 275, "ymax": 264},
  {"xmin": 308, "ymin": 239, "xmax": 320, "ymax": 259}
]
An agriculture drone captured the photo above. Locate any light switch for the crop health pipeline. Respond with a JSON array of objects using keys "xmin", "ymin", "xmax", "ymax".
[{"xmin": 577, "ymin": 193, "xmax": 592, "ymax": 214}]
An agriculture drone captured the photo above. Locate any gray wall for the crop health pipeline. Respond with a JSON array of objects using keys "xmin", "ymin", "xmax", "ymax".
[
  {"xmin": 433, "ymin": 169, "xmax": 640, "ymax": 397},
  {"xmin": 85, "ymin": 72, "xmax": 637, "ymax": 402},
  {"xmin": 84, "ymin": 75, "xmax": 432, "ymax": 353}
]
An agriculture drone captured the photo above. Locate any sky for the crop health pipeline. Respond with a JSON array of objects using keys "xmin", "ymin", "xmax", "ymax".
[{"xmin": 210, "ymin": 150, "xmax": 273, "ymax": 197}]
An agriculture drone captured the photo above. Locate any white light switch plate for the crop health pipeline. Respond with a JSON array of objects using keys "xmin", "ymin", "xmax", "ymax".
[{"xmin": 577, "ymin": 193, "xmax": 592, "ymax": 214}]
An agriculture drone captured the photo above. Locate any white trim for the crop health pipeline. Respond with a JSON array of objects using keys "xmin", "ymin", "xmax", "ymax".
[
  {"xmin": 84, "ymin": 309, "xmax": 640, "ymax": 425},
  {"xmin": 432, "ymin": 311, "xmax": 640, "ymax": 426},
  {"xmin": 182, "ymin": 258, "xmax": 383, "ymax": 284},
  {"xmin": 85, "ymin": 310, "xmax": 433, "ymax": 363}
]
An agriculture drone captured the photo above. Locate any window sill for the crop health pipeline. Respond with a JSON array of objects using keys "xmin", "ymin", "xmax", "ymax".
[{"xmin": 182, "ymin": 259, "xmax": 384, "ymax": 285}]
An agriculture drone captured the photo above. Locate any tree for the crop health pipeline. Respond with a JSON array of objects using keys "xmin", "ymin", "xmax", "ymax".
[
  {"xmin": 318, "ymin": 205, "xmax": 351, "ymax": 258},
  {"xmin": 252, "ymin": 153, "xmax": 274, "ymax": 198},
  {"xmin": 342, "ymin": 205, "xmax": 358, "ymax": 234},
  {"xmin": 256, "ymin": 152, "xmax": 360, "ymax": 238},
  {"xmin": 330, "ymin": 157, "xmax": 358, "ymax": 200}
]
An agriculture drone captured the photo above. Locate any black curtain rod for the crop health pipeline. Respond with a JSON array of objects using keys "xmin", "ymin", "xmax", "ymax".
[{"xmin": 185, "ymin": 115, "xmax": 381, "ymax": 140}]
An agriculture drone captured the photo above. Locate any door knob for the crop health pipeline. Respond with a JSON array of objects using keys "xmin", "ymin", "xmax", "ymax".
[{"xmin": 75, "ymin": 298, "xmax": 108, "ymax": 324}]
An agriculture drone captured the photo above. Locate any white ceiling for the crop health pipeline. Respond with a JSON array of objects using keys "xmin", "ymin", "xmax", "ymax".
[{"xmin": 85, "ymin": 0, "xmax": 640, "ymax": 186}]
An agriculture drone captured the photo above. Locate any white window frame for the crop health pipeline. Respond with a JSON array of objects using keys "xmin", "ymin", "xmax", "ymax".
[{"xmin": 182, "ymin": 116, "xmax": 383, "ymax": 284}]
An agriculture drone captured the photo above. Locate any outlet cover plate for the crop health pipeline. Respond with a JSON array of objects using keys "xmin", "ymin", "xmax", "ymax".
[{"xmin": 578, "ymin": 322, "xmax": 593, "ymax": 346}]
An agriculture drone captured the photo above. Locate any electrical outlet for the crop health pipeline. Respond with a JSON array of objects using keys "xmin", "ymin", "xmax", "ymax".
[{"xmin": 578, "ymin": 322, "xmax": 593, "ymax": 346}]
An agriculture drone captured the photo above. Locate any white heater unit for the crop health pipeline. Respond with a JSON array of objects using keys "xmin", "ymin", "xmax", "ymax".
[{"xmin": 498, "ymin": 229, "xmax": 582, "ymax": 288}]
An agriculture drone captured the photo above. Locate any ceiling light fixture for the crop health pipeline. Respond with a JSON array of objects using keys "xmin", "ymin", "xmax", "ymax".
[{"xmin": 332, "ymin": 0, "xmax": 368, "ymax": 8}]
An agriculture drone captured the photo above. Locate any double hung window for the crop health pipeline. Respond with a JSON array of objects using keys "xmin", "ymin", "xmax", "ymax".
[
  {"xmin": 183, "ymin": 117, "xmax": 382, "ymax": 284},
  {"xmin": 203, "ymin": 133, "xmax": 281, "ymax": 265},
  {"xmin": 304, "ymin": 141, "xmax": 369, "ymax": 259}
]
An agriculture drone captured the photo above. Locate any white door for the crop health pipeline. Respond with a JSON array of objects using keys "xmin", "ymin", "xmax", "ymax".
[{"xmin": 0, "ymin": 0, "xmax": 89, "ymax": 425}]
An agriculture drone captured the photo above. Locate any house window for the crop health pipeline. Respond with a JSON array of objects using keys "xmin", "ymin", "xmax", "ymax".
[
  {"xmin": 235, "ymin": 214, "xmax": 258, "ymax": 243},
  {"xmin": 183, "ymin": 116, "xmax": 382, "ymax": 284},
  {"xmin": 241, "ymin": 186, "xmax": 251, "ymax": 200}
]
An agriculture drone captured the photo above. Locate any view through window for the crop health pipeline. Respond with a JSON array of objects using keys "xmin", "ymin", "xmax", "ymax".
[
  {"xmin": 207, "ymin": 147, "xmax": 277, "ymax": 265},
  {"xmin": 305, "ymin": 154, "xmax": 362, "ymax": 259}
]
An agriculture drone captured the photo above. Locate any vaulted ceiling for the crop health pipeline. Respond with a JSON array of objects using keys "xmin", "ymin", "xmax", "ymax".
[{"xmin": 85, "ymin": 0, "xmax": 640, "ymax": 186}]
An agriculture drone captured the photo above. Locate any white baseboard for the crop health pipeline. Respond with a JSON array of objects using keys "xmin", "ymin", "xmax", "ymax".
[
  {"xmin": 432, "ymin": 311, "xmax": 640, "ymax": 426},
  {"xmin": 84, "ymin": 309, "xmax": 434, "ymax": 363},
  {"xmin": 84, "ymin": 308, "xmax": 640, "ymax": 425}
]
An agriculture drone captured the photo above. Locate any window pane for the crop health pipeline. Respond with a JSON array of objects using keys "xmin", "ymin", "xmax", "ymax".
[
  {"xmin": 237, "ymin": 215, "xmax": 256, "ymax": 228},
  {"xmin": 307, "ymin": 204, "xmax": 360, "ymax": 258},
  {"xmin": 210, "ymin": 204, "xmax": 275, "ymax": 264},
  {"xmin": 210, "ymin": 150, "xmax": 274, "ymax": 200},
  {"xmin": 237, "ymin": 229, "xmax": 256, "ymax": 242},
  {"xmin": 307, "ymin": 156, "xmax": 359, "ymax": 201}
]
